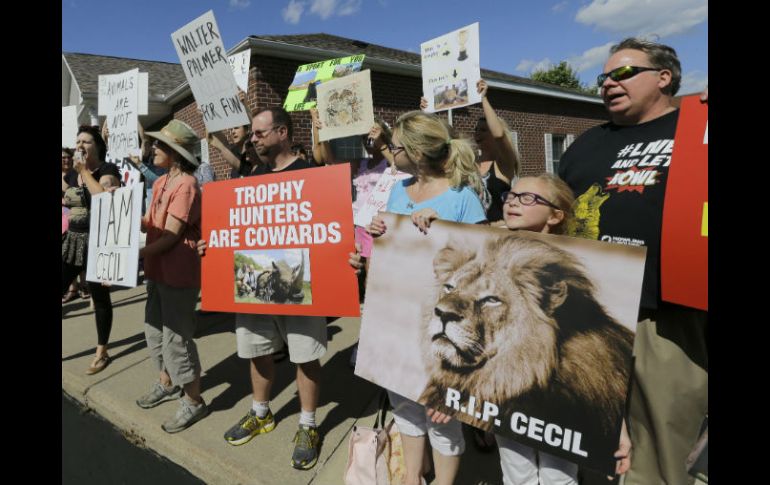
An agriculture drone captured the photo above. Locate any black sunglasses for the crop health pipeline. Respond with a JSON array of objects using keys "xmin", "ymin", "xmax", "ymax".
[
  {"xmin": 501, "ymin": 191, "xmax": 560, "ymax": 210},
  {"xmin": 596, "ymin": 66, "xmax": 661, "ymax": 87}
]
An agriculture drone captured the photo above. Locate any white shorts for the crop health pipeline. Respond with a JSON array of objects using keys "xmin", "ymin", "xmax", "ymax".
[
  {"xmin": 235, "ymin": 313, "xmax": 327, "ymax": 364},
  {"xmin": 388, "ymin": 390, "xmax": 465, "ymax": 456}
]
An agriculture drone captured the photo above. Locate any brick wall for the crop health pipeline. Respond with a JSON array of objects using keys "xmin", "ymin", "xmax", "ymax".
[{"xmin": 173, "ymin": 54, "xmax": 609, "ymax": 180}]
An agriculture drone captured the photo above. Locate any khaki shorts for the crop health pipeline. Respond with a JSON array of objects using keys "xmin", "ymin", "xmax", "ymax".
[{"xmin": 235, "ymin": 313, "xmax": 327, "ymax": 364}]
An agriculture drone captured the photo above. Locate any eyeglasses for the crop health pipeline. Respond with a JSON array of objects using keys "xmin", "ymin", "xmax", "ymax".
[
  {"xmin": 152, "ymin": 140, "xmax": 169, "ymax": 149},
  {"xmin": 596, "ymin": 66, "xmax": 662, "ymax": 87},
  {"xmin": 386, "ymin": 143, "xmax": 406, "ymax": 155},
  {"xmin": 501, "ymin": 191, "xmax": 560, "ymax": 210},
  {"xmin": 249, "ymin": 126, "xmax": 281, "ymax": 139}
]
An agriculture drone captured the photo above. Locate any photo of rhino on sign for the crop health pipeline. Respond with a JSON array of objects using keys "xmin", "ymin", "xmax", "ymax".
[{"xmin": 234, "ymin": 248, "xmax": 312, "ymax": 305}]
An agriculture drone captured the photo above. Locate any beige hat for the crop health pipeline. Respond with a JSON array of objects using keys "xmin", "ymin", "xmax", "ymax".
[{"xmin": 145, "ymin": 120, "xmax": 200, "ymax": 167}]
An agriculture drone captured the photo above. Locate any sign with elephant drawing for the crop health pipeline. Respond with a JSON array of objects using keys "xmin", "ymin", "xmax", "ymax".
[
  {"xmin": 355, "ymin": 213, "xmax": 646, "ymax": 476},
  {"xmin": 200, "ymin": 164, "xmax": 360, "ymax": 316}
]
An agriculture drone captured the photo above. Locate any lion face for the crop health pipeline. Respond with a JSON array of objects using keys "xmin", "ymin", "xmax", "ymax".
[{"xmin": 424, "ymin": 237, "xmax": 568, "ymax": 382}]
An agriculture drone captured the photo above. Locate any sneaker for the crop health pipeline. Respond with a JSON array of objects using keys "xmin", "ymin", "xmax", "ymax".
[
  {"xmin": 136, "ymin": 382, "xmax": 183, "ymax": 409},
  {"xmin": 224, "ymin": 409, "xmax": 275, "ymax": 446},
  {"xmin": 161, "ymin": 398, "xmax": 209, "ymax": 434},
  {"xmin": 291, "ymin": 425, "xmax": 320, "ymax": 470}
]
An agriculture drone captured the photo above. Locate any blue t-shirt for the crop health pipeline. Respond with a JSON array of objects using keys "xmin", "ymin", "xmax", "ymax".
[{"xmin": 386, "ymin": 178, "xmax": 487, "ymax": 224}]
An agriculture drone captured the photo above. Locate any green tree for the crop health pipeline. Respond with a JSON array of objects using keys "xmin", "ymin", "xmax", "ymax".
[{"xmin": 531, "ymin": 61, "xmax": 596, "ymax": 94}]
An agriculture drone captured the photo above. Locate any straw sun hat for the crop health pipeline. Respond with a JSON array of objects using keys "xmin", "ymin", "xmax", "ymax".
[{"xmin": 145, "ymin": 119, "xmax": 200, "ymax": 167}]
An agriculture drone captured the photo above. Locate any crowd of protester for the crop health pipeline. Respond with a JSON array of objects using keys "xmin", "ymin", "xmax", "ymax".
[{"xmin": 62, "ymin": 36, "xmax": 707, "ymax": 484}]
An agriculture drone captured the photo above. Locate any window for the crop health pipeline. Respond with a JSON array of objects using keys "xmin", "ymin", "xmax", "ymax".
[
  {"xmin": 544, "ymin": 133, "xmax": 574, "ymax": 175},
  {"xmin": 330, "ymin": 135, "xmax": 366, "ymax": 161}
]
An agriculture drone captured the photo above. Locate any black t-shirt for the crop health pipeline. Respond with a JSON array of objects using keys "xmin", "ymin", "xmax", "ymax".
[
  {"xmin": 248, "ymin": 157, "xmax": 314, "ymax": 177},
  {"xmin": 62, "ymin": 169, "xmax": 78, "ymax": 196},
  {"xmin": 82, "ymin": 162, "xmax": 121, "ymax": 207},
  {"xmin": 559, "ymin": 109, "xmax": 678, "ymax": 310},
  {"xmin": 482, "ymin": 162, "xmax": 511, "ymax": 222}
]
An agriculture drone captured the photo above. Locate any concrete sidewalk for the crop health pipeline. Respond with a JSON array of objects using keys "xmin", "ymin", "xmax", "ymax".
[{"xmin": 62, "ymin": 283, "xmax": 503, "ymax": 485}]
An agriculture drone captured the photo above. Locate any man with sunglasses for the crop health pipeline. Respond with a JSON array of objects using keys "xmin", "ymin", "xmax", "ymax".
[{"xmin": 559, "ymin": 38, "xmax": 707, "ymax": 485}]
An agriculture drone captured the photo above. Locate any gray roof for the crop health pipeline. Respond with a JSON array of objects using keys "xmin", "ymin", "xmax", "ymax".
[
  {"xmin": 63, "ymin": 52, "xmax": 186, "ymax": 99},
  {"xmin": 248, "ymin": 33, "xmax": 596, "ymax": 98}
]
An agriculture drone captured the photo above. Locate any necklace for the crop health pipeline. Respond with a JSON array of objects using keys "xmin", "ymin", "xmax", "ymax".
[{"xmin": 155, "ymin": 170, "xmax": 182, "ymax": 208}]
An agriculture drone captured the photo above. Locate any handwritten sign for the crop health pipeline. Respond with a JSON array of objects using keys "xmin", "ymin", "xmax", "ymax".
[
  {"xmin": 86, "ymin": 183, "xmax": 144, "ymax": 287},
  {"xmin": 172, "ymin": 10, "xmax": 250, "ymax": 132},
  {"xmin": 228, "ymin": 49, "xmax": 251, "ymax": 93},
  {"xmin": 62, "ymin": 105, "xmax": 78, "ymax": 148},
  {"xmin": 421, "ymin": 23, "xmax": 481, "ymax": 113},
  {"xmin": 99, "ymin": 68, "xmax": 140, "ymax": 161}
]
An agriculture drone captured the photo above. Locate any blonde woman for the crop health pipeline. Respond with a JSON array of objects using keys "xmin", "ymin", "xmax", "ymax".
[{"xmin": 354, "ymin": 111, "xmax": 487, "ymax": 485}]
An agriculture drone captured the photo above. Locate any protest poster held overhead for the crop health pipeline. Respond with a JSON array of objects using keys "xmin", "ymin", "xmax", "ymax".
[
  {"xmin": 62, "ymin": 106, "xmax": 78, "ymax": 148},
  {"xmin": 421, "ymin": 23, "xmax": 482, "ymax": 113},
  {"xmin": 228, "ymin": 49, "xmax": 251, "ymax": 93},
  {"xmin": 99, "ymin": 72, "xmax": 148, "ymax": 116},
  {"xmin": 98, "ymin": 68, "xmax": 141, "ymax": 162},
  {"xmin": 172, "ymin": 10, "xmax": 250, "ymax": 132},
  {"xmin": 355, "ymin": 213, "xmax": 646, "ymax": 476},
  {"xmin": 283, "ymin": 54, "xmax": 365, "ymax": 112},
  {"xmin": 661, "ymin": 96, "xmax": 708, "ymax": 310},
  {"xmin": 316, "ymin": 70, "xmax": 374, "ymax": 142},
  {"xmin": 200, "ymin": 164, "xmax": 360, "ymax": 317},
  {"xmin": 86, "ymin": 183, "xmax": 144, "ymax": 288}
]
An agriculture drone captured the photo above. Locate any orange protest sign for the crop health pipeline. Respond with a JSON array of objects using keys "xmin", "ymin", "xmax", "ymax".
[
  {"xmin": 201, "ymin": 164, "xmax": 360, "ymax": 316},
  {"xmin": 661, "ymin": 96, "xmax": 708, "ymax": 310}
]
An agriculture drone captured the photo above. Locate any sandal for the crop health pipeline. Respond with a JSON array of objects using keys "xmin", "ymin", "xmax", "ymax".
[
  {"xmin": 86, "ymin": 355, "xmax": 111, "ymax": 375},
  {"xmin": 62, "ymin": 289, "xmax": 79, "ymax": 304}
]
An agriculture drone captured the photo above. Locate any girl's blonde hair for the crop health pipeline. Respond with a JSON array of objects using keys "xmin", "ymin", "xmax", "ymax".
[
  {"xmin": 395, "ymin": 111, "xmax": 484, "ymax": 197},
  {"xmin": 525, "ymin": 173, "xmax": 575, "ymax": 234}
]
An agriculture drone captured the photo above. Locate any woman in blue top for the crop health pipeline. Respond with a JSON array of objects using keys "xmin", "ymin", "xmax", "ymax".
[{"xmin": 358, "ymin": 110, "xmax": 486, "ymax": 485}]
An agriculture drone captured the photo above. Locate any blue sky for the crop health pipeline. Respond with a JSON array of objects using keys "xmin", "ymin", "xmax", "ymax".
[{"xmin": 62, "ymin": 0, "xmax": 707, "ymax": 94}]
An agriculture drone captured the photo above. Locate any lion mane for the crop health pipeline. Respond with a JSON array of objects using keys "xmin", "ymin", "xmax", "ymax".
[{"xmin": 418, "ymin": 234, "xmax": 634, "ymax": 434}]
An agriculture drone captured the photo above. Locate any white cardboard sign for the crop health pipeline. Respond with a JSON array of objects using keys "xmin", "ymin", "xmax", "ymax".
[{"xmin": 421, "ymin": 23, "xmax": 481, "ymax": 113}]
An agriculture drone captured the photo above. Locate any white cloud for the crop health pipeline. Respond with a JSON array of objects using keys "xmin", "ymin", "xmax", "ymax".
[
  {"xmin": 229, "ymin": 0, "xmax": 251, "ymax": 9},
  {"xmin": 282, "ymin": 0, "xmax": 305, "ymax": 24},
  {"xmin": 308, "ymin": 0, "xmax": 362, "ymax": 20},
  {"xmin": 566, "ymin": 41, "xmax": 615, "ymax": 73},
  {"xmin": 310, "ymin": 0, "xmax": 336, "ymax": 18},
  {"xmin": 576, "ymin": 0, "xmax": 707, "ymax": 38},
  {"xmin": 515, "ymin": 58, "xmax": 553, "ymax": 74},
  {"xmin": 678, "ymin": 70, "xmax": 708, "ymax": 95},
  {"xmin": 552, "ymin": 1, "xmax": 569, "ymax": 13}
]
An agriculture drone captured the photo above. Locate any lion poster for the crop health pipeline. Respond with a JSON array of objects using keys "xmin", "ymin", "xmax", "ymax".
[
  {"xmin": 355, "ymin": 213, "xmax": 647, "ymax": 475},
  {"xmin": 200, "ymin": 164, "xmax": 360, "ymax": 317}
]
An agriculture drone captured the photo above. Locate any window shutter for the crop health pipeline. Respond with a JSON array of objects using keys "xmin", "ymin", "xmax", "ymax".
[{"xmin": 544, "ymin": 133, "xmax": 553, "ymax": 174}]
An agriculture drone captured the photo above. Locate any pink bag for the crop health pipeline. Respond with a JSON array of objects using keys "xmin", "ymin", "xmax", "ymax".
[{"xmin": 344, "ymin": 392, "xmax": 400, "ymax": 485}]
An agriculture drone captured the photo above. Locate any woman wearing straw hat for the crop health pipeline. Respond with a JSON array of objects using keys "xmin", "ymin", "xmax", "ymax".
[{"xmin": 135, "ymin": 119, "xmax": 208, "ymax": 433}]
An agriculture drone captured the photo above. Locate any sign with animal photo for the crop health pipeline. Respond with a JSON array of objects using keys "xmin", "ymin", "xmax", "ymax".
[
  {"xmin": 283, "ymin": 54, "xmax": 365, "ymax": 112},
  {"xmin": 200, "ymin": 164, "xmax": 360, "ymax": 316},
  {"xmin": 86, "ymin": 183, "xmax": 144, "ymax": 287},
  {"xmin": 316, "ymin": 69, "xmax": 374, "ymax": 142},
  {"xmin": 172, "ymin": 10, "xmax": 250, "ymax": 132},
  {"xmin": 356, "ymin": 213, "xmax": 646, "ymax": 476},
  {"xmin": 420, "ymin": 23, "xmax": 481, "ymax": 113},
  {"xmin": 661, "ymin": 96, "xmax": 708, "ymax": 310}
]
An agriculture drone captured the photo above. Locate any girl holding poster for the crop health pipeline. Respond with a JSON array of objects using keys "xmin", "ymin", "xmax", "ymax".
[
  {"xmin": 136, "ymin": 120, "xmax": 208, "ymax": 433},
  {"xmin": 496, "ymin": 174, "xmax": 631, "ymax": 484},
  {"xmin": 356, "ymin": 111, "xmax": 487, "ymax": 485}
]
